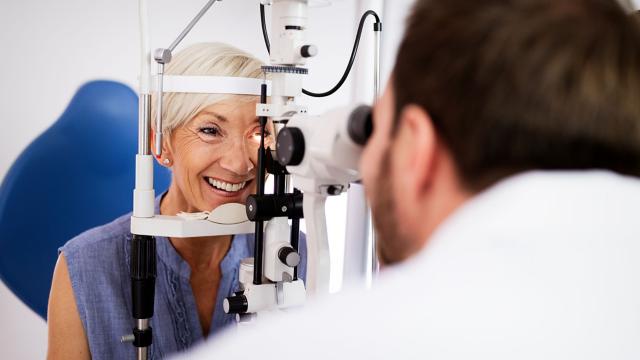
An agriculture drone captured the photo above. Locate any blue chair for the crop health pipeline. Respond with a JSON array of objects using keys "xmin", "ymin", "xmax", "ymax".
[{"xmin": 0, "ymin": 80, "xmax": 171, "ymax": 319}]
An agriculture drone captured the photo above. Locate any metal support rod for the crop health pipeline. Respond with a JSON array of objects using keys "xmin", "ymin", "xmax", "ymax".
[
  {"xmin": 138, "ymin": 94, "xmax": 151, "ymax": 155},
  {"xmin": 291, "ymin": 188, "xmax": 302, "ymax": 280},
  {"xmin": 154, "ymin": 63, "xmax": 165, "ymax": 157},
  {"xmin": 137, "ymin": 319, "xmax": 150, "ymax": 331},
  {"xmin": 284, "ymin": 174, "xmax": 292, "ymax": 193},
  {"xmin": 168, "ymin": 0, "xmax": 219, "ymax": 52},
  {"xmin": 137, "ymin": 348, "xmax": 148, "ymax": 360},
  {"xmin": 371, "ymin": 23, "xmax": 382, "ymax": 276},
  {"xmin": 130, "ymin": 235, "xmax": 156, "ymax": 360},
  {"xmin": 343, "ymin": 5, "xmax": 382, "ymax": 287},
  {"xmin": 369, "ymin": 208, "xmax": 378, "ymax": 277},
  {"xmin": 138, "ymin": 0, "xmax": 151, "ymax": 157},
  {"xmin": 137, "ymin": 318, "xmax": 150, "ymax": 360},
  {"xmin": 253, "ymin": 83, "xmax": 269, "ymax": 285},
  {"xmin": 373, "ymin": 29, "xmax": 381, "ymax": 100}
]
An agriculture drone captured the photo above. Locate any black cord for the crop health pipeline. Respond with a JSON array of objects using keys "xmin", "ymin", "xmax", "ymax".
[
  {"xmin": 260, "ymin": 4, "xmax": 271, "ymax": 54},
  {"xmin": 303, "ymin": 10, "xmax": 381, "ymax": 98},
  {"xmin": 259, "ymin": 5, "xmax": 381, "ymax": 98}
]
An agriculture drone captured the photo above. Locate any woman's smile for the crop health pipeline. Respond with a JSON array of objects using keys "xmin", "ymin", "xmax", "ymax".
[{"xmin": 202, "ymin": 176, "xmax": 255, "ymax": 201}]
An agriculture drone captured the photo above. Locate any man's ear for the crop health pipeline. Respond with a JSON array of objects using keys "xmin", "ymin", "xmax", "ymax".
[{"xmin": 391, "ymin": 104, "xmax": 438, "ymax": 201}]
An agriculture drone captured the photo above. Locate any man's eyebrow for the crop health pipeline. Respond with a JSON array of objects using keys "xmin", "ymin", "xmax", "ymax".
[{"xmin": 200, "ymin": 111, "xmax": 227, "ymax": 122}]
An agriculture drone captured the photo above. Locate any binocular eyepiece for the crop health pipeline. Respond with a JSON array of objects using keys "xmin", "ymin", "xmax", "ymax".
[
  {"xmin": 346, "ymin": 105, "xmax": 374, "ymax": 146},
  {"xmin": 276, "ymin": 105, "xmax": 373, "ymax": 167}
]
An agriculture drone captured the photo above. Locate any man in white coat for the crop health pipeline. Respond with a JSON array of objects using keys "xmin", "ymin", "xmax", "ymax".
[{"xmin": 178, "ymin": 0, "xmax": 640, "ymax": 358}]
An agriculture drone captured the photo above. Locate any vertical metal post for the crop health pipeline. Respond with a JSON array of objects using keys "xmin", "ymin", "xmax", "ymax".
[
  {"xmin": 154, "ymin": 63, "xmax": 164, "ymax": 157},
  {"xmin": 139, "ymin": 95, "xmax": 151, "ymax": 156},
  {"xmin": 253, "ymin": 83, "xmax": 269, "ymax": 285},
  {"xmin": 343, "ymin": 0, "xmax": 383, "ymax": 288},
  {"xmin": 373, "ymin": 29, "xmax": 381, "ymax": 101},
  {"xmin": 371, "ymin": 14, "xmax": 382, "ymax": 277},
  {"xmin": 130, "ymin": 235, "xmax": 156, "ymax": 360}
]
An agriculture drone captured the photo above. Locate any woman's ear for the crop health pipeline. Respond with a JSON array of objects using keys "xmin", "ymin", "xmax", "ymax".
[{"xmin": 149, "ymin": 130, "xmax": 173, "ymax": 167}]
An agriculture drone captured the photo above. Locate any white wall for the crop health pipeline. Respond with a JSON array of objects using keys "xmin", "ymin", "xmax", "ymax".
[{"xmin": 0, "ymin": 0, "xmax": 411, "ymax": 358}]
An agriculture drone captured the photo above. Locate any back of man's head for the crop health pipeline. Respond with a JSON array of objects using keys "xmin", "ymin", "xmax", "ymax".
[{"xmin": 394, "ymin": 0, "xmax": 640, "ymax": 191}]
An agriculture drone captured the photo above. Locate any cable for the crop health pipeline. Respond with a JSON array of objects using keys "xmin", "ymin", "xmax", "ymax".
[
  {"xmin": 260, "ymin": 3, "xmax": 271, "ymax": 54},
  {"xmin": 259, "ymin": 5, "xmax": 381, "ymax": 98},
  {"xmin": 303, "ymin": 10, "xmax": 380, "ymax": 98}
]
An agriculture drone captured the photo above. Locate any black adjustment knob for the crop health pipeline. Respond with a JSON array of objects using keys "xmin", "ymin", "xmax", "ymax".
[
  {"xmin": 223, "ymin": 295, "xmax": 248, "ymax": 314},
  {"xmin": 300, "ymin": 45, "xmax": 318, "ymax": 58},
  {"xmin": 246, "ymin": 195, "xmax": 259, "ymax": 221},
  {"xmin": 130, "ymin": 235, "xmax": 157, "ymax": 279},
  {"xmin": 130, "ymin": 235, "xmax": 157, "ymax": 320},
  {"xmin": 276, "ymin": 127, "xmax": 305, "ymax": 166},
  {"xmin": 278, "ymin": 247, "xmax": 301, "ymax": 267},
  {"xmin": 348, "ymin": 105, "xmax": 373, "ymax": 146},
  {"xmin": 246, "ymin": 193, "xmax": 304, "ymax": 221},
  {"xmin": 132, "ymin": 327, "xmax": 153, "ymax": 347}
]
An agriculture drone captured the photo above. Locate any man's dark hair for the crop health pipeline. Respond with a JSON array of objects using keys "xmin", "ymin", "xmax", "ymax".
[{"xmin": 394, "ymin": 0, "xmax": 640, "ymax": 191}]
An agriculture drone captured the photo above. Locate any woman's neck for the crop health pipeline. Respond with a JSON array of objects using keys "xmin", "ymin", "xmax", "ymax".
[{"xmin": 160, "ymin": 185, "xmax": 232, "ymax": 272}]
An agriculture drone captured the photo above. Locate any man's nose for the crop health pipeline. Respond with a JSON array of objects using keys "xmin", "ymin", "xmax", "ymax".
[{"xmin": 219, "ymin": 138, "xmax": 255, "ymax": 175}]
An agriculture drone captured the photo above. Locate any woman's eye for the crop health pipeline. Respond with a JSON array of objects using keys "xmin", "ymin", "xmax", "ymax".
[
  {"xmin": 251, "ymin": 130, "xmax": 273, "ymax": 145},
  {"xmin": 253, "ymin": 128, "xmax": 272, "ymax": 137},
  {"xmin": 199, "ymin": 127, "xmax": 220, "ymax": 136}
]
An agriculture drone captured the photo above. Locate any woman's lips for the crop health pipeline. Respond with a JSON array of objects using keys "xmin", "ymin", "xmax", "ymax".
[{"xmin": 202, "ymin": 177, "xmax": 254, "ymax": 200}]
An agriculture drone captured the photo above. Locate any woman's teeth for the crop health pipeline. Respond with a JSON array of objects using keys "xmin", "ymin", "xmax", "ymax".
[{"xmin": 207, "ymin": 178, "xmax": 247, "ymax": 192}]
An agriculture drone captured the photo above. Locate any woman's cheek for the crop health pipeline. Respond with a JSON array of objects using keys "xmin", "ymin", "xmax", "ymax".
[
  {"xmin": 196, "ymin": 141, "xmax": 224, "ymax": 161},
  {"xmin": 248, "ymin": 180, "xmax": 258, "ymax": 193}
]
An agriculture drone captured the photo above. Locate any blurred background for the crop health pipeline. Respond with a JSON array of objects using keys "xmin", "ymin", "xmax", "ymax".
[{"xmin": 1, "ymin": 0, "xmax": 637, "ymax": 358}]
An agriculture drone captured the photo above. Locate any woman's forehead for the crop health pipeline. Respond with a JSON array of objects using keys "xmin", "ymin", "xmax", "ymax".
[{"xmin": 196, "ymin": 100, "xmax": 259, "ymax": 124}]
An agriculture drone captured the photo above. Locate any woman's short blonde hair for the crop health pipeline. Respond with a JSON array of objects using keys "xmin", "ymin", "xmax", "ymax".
[{"xmin": 151, "ymin": 42, "xmax": 265, "ymax": 137}]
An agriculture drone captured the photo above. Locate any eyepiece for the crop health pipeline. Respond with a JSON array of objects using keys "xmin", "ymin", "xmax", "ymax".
[
  {"xmin": 276, "ymin": 127, "xmax": 305, "ymax": 166},
  {"xmin": 348, "ymin": 105, "xmax": 373, "ymax": 146}
]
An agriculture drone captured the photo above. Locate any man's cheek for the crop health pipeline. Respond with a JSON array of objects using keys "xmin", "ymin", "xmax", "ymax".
[
  {"xmin": 360, "ymin": 154, "xmax": 375, "ymax": 200},
  {"xmin": 360, "ymin": 142, "xmax": 374, "ymax": 185}
]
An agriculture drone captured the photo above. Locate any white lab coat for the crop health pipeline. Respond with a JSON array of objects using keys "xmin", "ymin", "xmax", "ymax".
[{"xmin": 180, "ymin": 171, "xmax": 640, "ymax": 360}]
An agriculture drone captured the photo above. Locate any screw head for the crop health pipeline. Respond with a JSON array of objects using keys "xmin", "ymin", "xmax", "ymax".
[{"xmin": 121, "ymin": 334, "xmax": 135, "ymax": 343}]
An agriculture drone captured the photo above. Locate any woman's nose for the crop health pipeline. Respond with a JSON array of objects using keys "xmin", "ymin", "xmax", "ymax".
[{"xmin": 218, "ymin": 138, "xmax": 255, "ymax": 175}]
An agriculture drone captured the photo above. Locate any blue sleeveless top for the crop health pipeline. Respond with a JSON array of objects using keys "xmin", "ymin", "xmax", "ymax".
[{"xmin": 59, "ymin": 197, "xmax": 307, "ymax": 359}]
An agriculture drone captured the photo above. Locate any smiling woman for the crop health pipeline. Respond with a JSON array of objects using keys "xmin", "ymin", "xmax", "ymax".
[
  {"xmin": 160, "ymin": 100, "xmax": 271, "ymax": 213},
  {"xmin": 153, "ymin": 43, "xmax": 272, "ymax": 214},
  {"xmin": 46, "ymin": 43, "xmax": 306, "ymax": 360}
]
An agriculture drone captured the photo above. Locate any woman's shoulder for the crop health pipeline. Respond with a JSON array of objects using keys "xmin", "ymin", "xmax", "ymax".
[
  {"xmin": 59, "ymin": 212, "xmax": 132, "ymax": 264},
  {"xmin": 56, "ymin": 212, "xmax": 136, "ymax": 358}
]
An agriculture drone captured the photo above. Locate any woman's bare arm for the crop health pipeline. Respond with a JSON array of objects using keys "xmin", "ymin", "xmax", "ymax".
[{"xmin": 47, "ymin": 254, "xmax": 90, "ymax": 360}]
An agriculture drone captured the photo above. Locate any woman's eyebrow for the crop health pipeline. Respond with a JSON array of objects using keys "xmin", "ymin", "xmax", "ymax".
[{"xmin": 200, "ymin": 111, "xmax": 227, "ymax": 122}]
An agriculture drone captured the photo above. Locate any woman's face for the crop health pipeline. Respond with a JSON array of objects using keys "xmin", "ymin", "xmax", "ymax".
[{"xmin": 166, "ymin": 99, "xmax": 273, "ymax": 212}]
